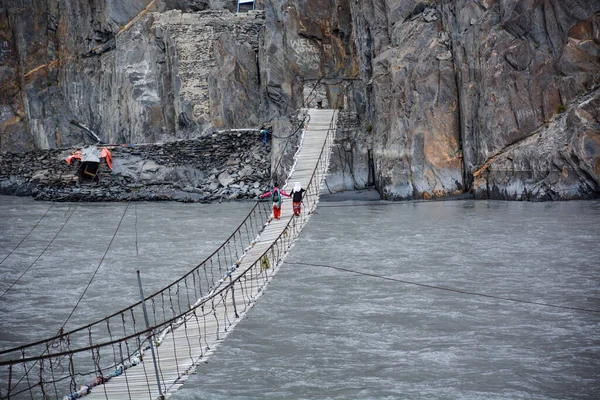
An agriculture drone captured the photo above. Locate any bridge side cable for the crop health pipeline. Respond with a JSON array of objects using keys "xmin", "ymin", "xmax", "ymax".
[
  {"xmin": 0, "ymin": 201, "xmax": 81, "ymax": 300},
  {"xmin": 0, "ymin": 204, "xmax": 54, "ymax": 266}
]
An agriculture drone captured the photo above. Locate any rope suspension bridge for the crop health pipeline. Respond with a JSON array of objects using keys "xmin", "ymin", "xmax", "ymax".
[{"xmin": 0, "ymin": 108, "xmax": 338, "ymax": 400}]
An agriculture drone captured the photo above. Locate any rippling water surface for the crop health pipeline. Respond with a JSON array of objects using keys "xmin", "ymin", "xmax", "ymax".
[
  {"xmin": 0, "ymin": 196, "xmax": 255, "ymax": 347},
  {"xmin": 1, "ymin": 195, "xmax": 599, "ymax": 399}
]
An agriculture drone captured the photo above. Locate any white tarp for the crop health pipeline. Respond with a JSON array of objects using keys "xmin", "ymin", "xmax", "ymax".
[{"xmin": 81, "ymin": 146, "xmax": 100, "ymax": 163}]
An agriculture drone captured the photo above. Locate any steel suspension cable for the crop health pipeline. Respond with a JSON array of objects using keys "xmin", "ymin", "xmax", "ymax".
[
  {"xmin": 286, "ymin": 261, "xmax": 600, "ymax": 314},
  {"xmin": 59, "ymin": 199, "xmax": 134, "ymax": 331}
]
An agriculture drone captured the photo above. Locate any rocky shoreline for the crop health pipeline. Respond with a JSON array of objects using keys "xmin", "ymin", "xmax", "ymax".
[{"xmin": 0, "ymin": 131, "xmax": 280, "ymax": 203}]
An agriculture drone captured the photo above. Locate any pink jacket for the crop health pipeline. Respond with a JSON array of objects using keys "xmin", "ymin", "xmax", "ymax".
[{"xmin": 259, "ymin": 187, "xmax": 290, "ymax": 204}]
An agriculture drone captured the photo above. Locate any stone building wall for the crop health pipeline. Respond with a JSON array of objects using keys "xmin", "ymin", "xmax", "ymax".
[{"xmin": 154, "ymin": 10, "xmax": 265, "ymax": 132}]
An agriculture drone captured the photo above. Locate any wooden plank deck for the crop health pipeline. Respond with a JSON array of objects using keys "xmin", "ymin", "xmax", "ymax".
[{"xmin": 84, "ymin": 109, "xmax": 338, "ymax": 399}]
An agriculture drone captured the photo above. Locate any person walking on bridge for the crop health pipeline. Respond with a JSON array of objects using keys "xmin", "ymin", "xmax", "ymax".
[
  {"xmin": 259, "ymin": 182, "xmax": 290, "ymax": 221},
  {"xmin": 289, "ymin": 182, "xmax": 306, "ymax": 216}
]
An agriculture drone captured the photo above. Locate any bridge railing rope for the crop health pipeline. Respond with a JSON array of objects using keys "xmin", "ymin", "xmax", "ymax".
[
  {"xmin": 0, "ymin": 110, "xmax": 337, "ymax": 400},
  {"xmin": 0, "ymin": 203, "xmax": 272, "ymax": 399}
]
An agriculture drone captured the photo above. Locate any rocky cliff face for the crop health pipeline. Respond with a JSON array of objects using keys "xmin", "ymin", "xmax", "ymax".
[
  {"xmin": 1, "ymin": 0, "xmax": 599, "ymax": 201},
  {"xmin": 346, "ymin": 0, "xmax": 600, "ymax": 200},
  {"xmin": 444, "ymin": 0, "xmax": 600, "ymax": 200},
  {"xmin": 1, "ymin": 0, "xmax": 264, "ymax": 149}
]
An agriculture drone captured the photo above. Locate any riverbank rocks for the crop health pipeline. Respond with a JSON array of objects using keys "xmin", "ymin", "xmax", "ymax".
[{"xmin": 0, "ymin": 131, "xmax": 274, "ymax": 202}]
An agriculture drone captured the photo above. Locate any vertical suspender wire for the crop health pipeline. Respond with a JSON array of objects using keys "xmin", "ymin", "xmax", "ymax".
[
  {"xmin": 196, "ymin": 269, "xmax": 204, "ymax": 299},
  {"xmin": 181, "ymin": 318, "xmax": 192, "ymax": 366},
  {"xmin": 201, "ymin": 304, "xmax": 210, "ymax": 350},
  {"xmin": 184, "ymin": 277, "xmax": 192, "ymax": 310},
  {"xmin": 120, "ymin": 313, "xmax": 132, "ymax": 376},
  {"xmin": 117, "ymin": 342, "xmax": 132, "ymax": 400},
  {"xmin": 106, "ymin": 319, "xmax": 118, "ymax": 398},
  {"xmin": 212, "ymin": 297, "xmax": 220, "ymax": 341},
  {"xmin": 170, "ymin": 319, "xmax": 181, "ymax": 379},
  {"xmin": 151, "ymin": 299, "xmax": 158, "ymax": 328},
  {"xmin": 192, "ymin": 308, "xmax": 204, "ymax": 360},
  {"xmin": 175, "ymin": 283, "xmax": 183, "ymax": 317},
  {"xmin": 207, "ymin": 259, "xmax": 214, "ymax": 289},
  {"xmin": 38, "ymin": 357, "xmax": 45, "ymax": 399},
  {"xmin": 0, "ymin": 204, "xmax": 53, "ymax": 266},
  {"xmin": 22, "ymin": 348, "xmax": 34, "ymax": 399},
  {"xmin": 0, "ymin": 202, "xmax": 77, "ymax": 300},
  {"xmin": 47, "ymin": 344, "xmax": 59, "ymax": 399},
  {"xmin": 59, "ymin": 199, "xmax": 132, "ymax": 331},
  {"xmin": 221, "ymin": 291, "xmax": 229, "ymax": 331},
  {"xmin": 68, "ymin": 353, "xmax": 76, "ymax": 396},
  {"xmin": 139, "ymin": 337, "xmax": 153, "ymax": 400},
  {"xmin": 160, "ymin": 293, "xmax": 167, "ymax": 325}
]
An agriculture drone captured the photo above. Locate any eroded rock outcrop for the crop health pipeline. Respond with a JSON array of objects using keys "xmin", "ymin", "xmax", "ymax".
[
  {"xmin": 473, "ymin": 85, "xmax": 600, "ymax": 200},
  {"xmin": 443, "ymin": 0, "xmax": 600, "ymax": 199}
]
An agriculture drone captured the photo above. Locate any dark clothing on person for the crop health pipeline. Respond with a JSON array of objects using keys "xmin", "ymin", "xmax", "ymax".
[{"xmin": 291, "ymin": 188, "xmax": 305, "ymax": 202}]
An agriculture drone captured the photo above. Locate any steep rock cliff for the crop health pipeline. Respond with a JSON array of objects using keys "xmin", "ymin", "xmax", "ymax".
[
  {"xmin": 0, "ymin": 0, "xmax": 264, "ymax": 149},
  {"xmin": 2, "ymin": 0, "xmax": 599, "ymax": 201},
  {"xmin": 347, "ymin": 0, "xmax": 600, "ymax": 200},
  {"xmin": 444, "ymin": 0, "xmax": 600, "ymax": 199}
]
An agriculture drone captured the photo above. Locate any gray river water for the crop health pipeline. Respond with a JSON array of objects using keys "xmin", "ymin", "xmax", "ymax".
[{"xmin": 1, "ymin": 194, "xmax": 599, "ymax": 399}]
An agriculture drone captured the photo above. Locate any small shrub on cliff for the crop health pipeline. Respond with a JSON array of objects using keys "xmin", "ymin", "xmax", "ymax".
[{"xmin": 557, "ymin": 104, "xmax": 566, "ymax": 114}]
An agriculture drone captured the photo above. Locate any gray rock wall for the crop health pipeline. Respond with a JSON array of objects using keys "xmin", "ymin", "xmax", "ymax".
[
  {"xmin": 327, "ymin": 110, "xmax": 372, "ymax": 192},
  {"xmin": 344, "ymin": 0, "xmax": 600, "ymax": 200},
  {"xmin": 473, "ymin": 85, "xmax": 600, "ymax": 200},
  {"xmin": 443, "ymin": 0, "xmax": 600, "ymax": 200},
  {"xmin": 0, "ymin": 2, "xmax": 265, "ymax": 150},
  {"xmin": 358, "ymin": 0, "xmax": 464, "ymax": 199},
  {"xmin": 2, "ymin": 0, "xmax": 599, "ymax": 201}
]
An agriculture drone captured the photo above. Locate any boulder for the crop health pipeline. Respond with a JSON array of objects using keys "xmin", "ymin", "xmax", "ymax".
[{"xmin": 218, "ymin": 170, "xmax": 234, "ymax": 187}]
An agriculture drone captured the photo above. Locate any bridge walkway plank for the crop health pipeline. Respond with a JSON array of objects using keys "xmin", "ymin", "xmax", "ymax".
[{"xmin": 84, "ymin": 109, "xmax": 337, "ymax": 400}]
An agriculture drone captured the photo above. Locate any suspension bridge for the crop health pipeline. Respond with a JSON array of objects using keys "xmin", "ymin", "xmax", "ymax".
[{"xmin": 0, "ymin": 108, "xmax": 338, "ymax": 399}]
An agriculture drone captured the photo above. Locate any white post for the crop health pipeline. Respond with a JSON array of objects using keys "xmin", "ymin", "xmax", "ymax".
[{"xmin": 137, "ymin": 270, "xmax": 164, "ymax": 399}]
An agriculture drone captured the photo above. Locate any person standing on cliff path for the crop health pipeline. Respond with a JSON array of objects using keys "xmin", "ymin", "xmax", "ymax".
[
  {"xmin": 289, "ymin": 182, "xmax": 306, "ymax": 217},
  {"xmin": 259, "ymin": 182, "xmax": 290, "ymax": 221}
]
